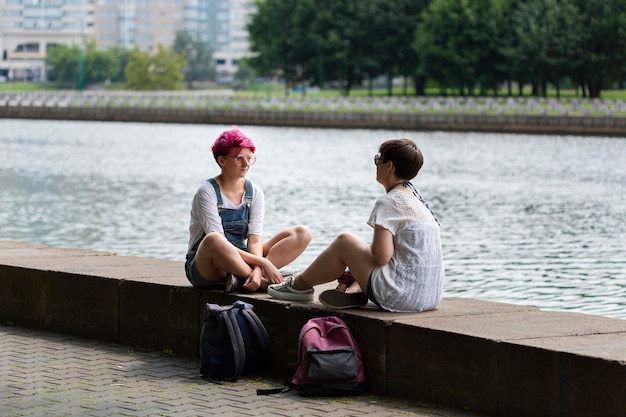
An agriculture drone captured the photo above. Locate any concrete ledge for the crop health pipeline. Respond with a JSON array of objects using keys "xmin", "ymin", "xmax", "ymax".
[{"xmin": 1, "ymin": 240, "xmax": 624, "ymax": 417}]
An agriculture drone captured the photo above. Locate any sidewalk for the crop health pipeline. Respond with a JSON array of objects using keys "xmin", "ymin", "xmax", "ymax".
[{"xmin": 0, "ymin": 324, "xmax": 482, "ymax": 417}]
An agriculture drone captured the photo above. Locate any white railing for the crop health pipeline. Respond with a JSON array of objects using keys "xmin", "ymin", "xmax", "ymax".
[{"xmin": 1, "ymin": 90, "xmax": 626, "ymax": 116}]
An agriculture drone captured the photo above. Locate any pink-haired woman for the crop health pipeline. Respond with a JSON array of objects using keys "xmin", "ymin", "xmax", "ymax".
[{"xmin": 185, "ymin": 127, "xmax": 311, "ymax": 292}]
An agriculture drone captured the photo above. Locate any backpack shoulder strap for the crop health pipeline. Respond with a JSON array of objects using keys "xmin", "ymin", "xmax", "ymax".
[
  {"xmin": 240, "ymin": 307, "xmax": 270, "ymax": 352},
  {"xmin": 224, "ymin": 308, "xmax": 246, "ymax": 380}
]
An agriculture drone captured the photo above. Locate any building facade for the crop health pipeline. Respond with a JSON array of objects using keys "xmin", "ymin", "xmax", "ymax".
[
  {"xmin": 0, "ymin": 0, "xmax": 94, "ymax": 81},
  {"xmin": 208, "ymin": 0, "xmax": 252, "ymax": 84},
  {"xmin": 0, "ymin": 0, "xmax": 252, "ymax": 83}
]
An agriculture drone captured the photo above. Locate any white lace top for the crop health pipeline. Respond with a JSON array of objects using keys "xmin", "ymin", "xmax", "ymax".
[{"xmin": 367, "ymin": 189, "xmax": 444, "ymax": 312}]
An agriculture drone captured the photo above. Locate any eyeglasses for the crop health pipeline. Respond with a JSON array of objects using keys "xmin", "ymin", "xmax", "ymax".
[
  {"xmin": 374, "ymin": 154, "xmax": 381, "ymax": 166},
  {"xmin": 230, "ymin": 154, "xmax": 257, "ymax": 165}
]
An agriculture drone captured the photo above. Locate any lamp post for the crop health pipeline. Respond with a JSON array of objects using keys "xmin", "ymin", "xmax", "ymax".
[{"xmin": 78, "ymin": 17, "xmax": 84, "ymax": 92}]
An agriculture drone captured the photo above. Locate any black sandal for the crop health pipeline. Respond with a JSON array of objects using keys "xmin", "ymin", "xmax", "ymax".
[{"xmin": 335, "ymin": 270, "xmax": 355, "ymax": 292}]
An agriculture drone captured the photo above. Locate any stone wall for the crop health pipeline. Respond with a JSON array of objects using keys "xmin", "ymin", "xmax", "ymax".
[{"xmin": 2, "ymin": 91, "xmax": 626, "ymax": 136}]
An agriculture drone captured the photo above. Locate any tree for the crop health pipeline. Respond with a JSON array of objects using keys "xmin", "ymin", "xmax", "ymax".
[
  {"xmin": 371, "ymin": 0, "xmax": 427, "ymax": 96},
  {"xmin": 249, "ymin": 0, "xmax": 383, "ymax": 96},
  {"xmin": 233, "ymin": 58, "xmax": 257, "ymax": 90},
  {"xmin": 46, "ymin": 44, "xmax": 81, "ymax": 87},
  {"xmin": 124, "ymin": 46, "xmax": 186, "ymax": 91},
  {"xmin": 84, "ymin": 44, "xmax": 119, "ymax": 86},
  {"xmin": 296, "ymin": 0, "xmax": 365, "ymax": 95},
  {"xmin": 46, "ymin": 42, "xmax": 118, "ymax": 88},
  {"xmin": 107, "ymin": 47, "xmax": 131, "ymax": 83},
  {"xmin": 416, "ymin": 0, "xmax": 504, "ymax": 96},
  {"xmin": 172, "ymin": 31, "xmax": 216, "ymax": 89},
  {"xmin": 504, "ymin": 0, "xmax": 583, "ymax": 97},
  {"xmin": 248, "ymin": 0, "xmax": 311, "ymax": 94},
  {"xmin": 571, "ymin": 0, "xmax": 626, "ymax": 97}
]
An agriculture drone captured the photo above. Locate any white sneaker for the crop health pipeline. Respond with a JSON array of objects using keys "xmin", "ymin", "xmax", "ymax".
[{"xmin": 268, "ymin": 275, "xmax": 314, "ymax": 302}]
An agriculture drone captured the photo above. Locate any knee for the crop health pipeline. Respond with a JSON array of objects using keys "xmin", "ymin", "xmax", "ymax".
[
  {"xmin": 295, "ymin": 225, "xmax": 312, "ymax": 244},
  {"xmin": 199, "ymin": 232, "xmax": 229, "ymax": 252},
  {"xmin": 333, "ymin": 232, "xmax": 359, "ymax": 247}
]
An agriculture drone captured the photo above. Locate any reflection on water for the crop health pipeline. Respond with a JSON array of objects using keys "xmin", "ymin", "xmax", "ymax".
[{"xmin": 1, "ymin": 119, "xmax": 624, "ymax": 319}]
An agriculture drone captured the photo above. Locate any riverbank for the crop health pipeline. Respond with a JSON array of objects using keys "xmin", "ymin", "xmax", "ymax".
[{"xmin": 2, "ymin": 90, "xmax": 626, "ymax": 136}]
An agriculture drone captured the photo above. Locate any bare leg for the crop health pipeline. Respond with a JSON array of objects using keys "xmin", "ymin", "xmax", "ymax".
[
  {"xmin": 195, "ymin": 232, "xmax": 253, "ymax": 283},
  {"xmin": 295, "ymin": 232, "xmax": 377, "ymax": 292},
  {"xmin": 263, "ymin": 225, "xmax": 312, "ymax": 269}
]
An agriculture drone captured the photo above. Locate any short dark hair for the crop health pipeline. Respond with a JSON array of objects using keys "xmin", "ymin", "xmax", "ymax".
[{"xmin": 379, "ymin": 138, "xmax": 424, "ymax": 180}]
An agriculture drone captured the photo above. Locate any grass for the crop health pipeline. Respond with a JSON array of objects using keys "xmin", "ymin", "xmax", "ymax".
[{"xmin": 1, "ymin": 82, "xmax": 64, "ymax": 91}]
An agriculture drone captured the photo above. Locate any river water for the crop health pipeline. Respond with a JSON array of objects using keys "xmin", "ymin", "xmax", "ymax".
[{"xmin": 1, "ymin": 119, "xmax": 624, "ymax": 319}]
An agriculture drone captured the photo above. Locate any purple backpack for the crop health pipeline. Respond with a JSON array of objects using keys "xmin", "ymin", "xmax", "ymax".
[{"xmin": 291, "ymin": 316, "xmax": 365, "ymax": 396}]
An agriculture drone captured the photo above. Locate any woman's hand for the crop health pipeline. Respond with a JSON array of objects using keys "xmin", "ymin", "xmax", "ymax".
[
  {"xmin": 243, "ymin": 267, "xmax": 265, "ymax": 291},
  {"xmin": 261, "ymin": 259, "xmax": 283, "ymax": 284}
]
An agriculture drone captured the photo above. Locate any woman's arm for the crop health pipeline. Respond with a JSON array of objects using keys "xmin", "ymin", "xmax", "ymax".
[
  {"xmin": 370, "ymin": 224, "xmax": 394, "ymax": 266},
  {"xmin": 240, "ymin": 234, "xmax": 282, "ymax": 288}
]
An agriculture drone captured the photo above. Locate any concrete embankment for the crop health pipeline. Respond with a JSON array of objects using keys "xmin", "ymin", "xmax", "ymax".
[
  {"xmin": 1, "ymin": 240, "xmax": 625, "ymax": 417},
  {"xmin": 2, "ymin": 91, "xmax": 626, "ymax": 136}
]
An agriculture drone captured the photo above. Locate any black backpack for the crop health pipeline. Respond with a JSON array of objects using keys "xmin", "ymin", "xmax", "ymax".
[{"xmin": 199, "ymin": 300, "xmax": 269, "ymax": 382}]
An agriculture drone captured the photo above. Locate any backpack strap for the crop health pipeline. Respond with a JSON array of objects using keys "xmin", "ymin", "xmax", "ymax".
[
  {"xmin": 224, "ymin": 308, "xmax": 246, "ymax": 380},
  {"xmin": 240, "ymin": 307, "xmax": 270, "ymax": 353},
  {"xmin": 257, "ymin": 385, "xmax": 292, "ymax": 395}
]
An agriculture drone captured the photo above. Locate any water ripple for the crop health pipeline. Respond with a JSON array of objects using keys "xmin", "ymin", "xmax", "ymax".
[{"xmin": 1, "ymin": 120, "xmax": 624, "ymax": 319}]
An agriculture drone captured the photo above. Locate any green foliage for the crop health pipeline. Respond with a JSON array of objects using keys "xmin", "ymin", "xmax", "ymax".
[
  {"xmin": 248, "ymin": 0, "xmax": 307, "ymax": 87},
  {"xmin": 46, "ymin": 42, "xmax": 119, "ymax": 88},
  {"xmin": 571, "ymin": 0, "xmax": 626, "ymax": 97},
  {"xmin": 248, "ymin": 0, "xmax": 428, "ymax": 96},
  {"xmin": 234, "ymin": 58, "xmax": 257, "ymax": 90},
  {"xmin": 416, "ymin": 0, "xmax": 505, "ymax": 95},
  {"xmin": 46, "ymin": 44, "xmax": 80, "ymax": 87},
  {"xmin": 172, "ymin": 31, "xmax": 216, "ymax": 89},
  {"xmin": 107, "ymin": 47, "xmax": 131, "ymax": 82},
  {"xmin": 124, "ymin": 46, "xmax": 186, "ymax": 91},
  {"xmin": 247, "ymin": 0, "xmax": 626, "ymax": 98}
]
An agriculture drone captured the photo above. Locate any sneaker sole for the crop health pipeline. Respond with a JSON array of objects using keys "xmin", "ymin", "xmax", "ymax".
[
  {"xmin": 267, "ymin": 286, "xmax": 314, "ymax": 302},
  {"xmin": 224, "ymin": 274, "xmax": 244, "ymax": 293},
  {"xmin": 319, "ymin": 290, "xmax": 368, "ymax": 310}
]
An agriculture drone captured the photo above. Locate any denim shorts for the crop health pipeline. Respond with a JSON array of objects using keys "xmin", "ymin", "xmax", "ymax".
[
  {"xmin": 366, "ymin": 272, "xmax": 384, "ymax": 310},
  {"xmin": 185, "ymin": 252, "xmax": 226, "ymax": 289}
]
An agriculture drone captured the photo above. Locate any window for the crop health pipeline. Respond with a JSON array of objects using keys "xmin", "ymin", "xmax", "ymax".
[
  {"xmin": 2, "ymin": 9, "xmax": 22, "ymax": 16},
  {"xmin": 15, "ymin": 43, "xmax": 39, "ymax": 52}
]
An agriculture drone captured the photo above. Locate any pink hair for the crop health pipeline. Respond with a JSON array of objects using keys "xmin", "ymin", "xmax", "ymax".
[{"xmin": 211, "ymin": 127, "xmax": 256, "ymax": 160}]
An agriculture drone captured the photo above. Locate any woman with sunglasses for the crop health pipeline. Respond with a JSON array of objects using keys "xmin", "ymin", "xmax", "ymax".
[
  {"xmin": 268, "ymin": 138, "xmax": 444, "ymax": 312},
  {"xmin": 185, "ymin": 127, "xmax": 311, "ymax": 292}
]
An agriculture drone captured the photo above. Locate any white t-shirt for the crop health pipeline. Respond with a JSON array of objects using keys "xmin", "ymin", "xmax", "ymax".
[
  {"xmin": 367, "ymin": 189, "xmax": 444, "ymax": 312},
  {"xmin": 187, "ymin": 179, "xmax": 264, "ymax": 253}
]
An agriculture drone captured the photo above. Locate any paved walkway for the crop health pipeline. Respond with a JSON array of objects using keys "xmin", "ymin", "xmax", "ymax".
[{"xmin": 0, "ymin": 325, "xmax": 483, "ymax": 417}]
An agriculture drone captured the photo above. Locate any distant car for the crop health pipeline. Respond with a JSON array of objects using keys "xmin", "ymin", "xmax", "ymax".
[{"xmin": 0, "ymin": 76, "xmax": 7, "ymax": 83}]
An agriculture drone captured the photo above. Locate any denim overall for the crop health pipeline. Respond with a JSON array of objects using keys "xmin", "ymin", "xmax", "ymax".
[
  {"xmin": 185, "ymin": 178, "xmax": 253, "ymax": 287},
  {"xmin": 207, "ymin": 178, "xmax": 253, "ymax": 250}
]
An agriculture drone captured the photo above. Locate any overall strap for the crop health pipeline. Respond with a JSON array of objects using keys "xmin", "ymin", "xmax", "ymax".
[
  {"xmin": 207, "ymin": 178, "xmax": 223, "ymax": 208},
  {"xmin": 208, "ymin": 178, "xmax": 253, "ymax": 207},
  {"xmin": 244, "ymin": 179, "xmax": 253, "ymax": 205}
]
